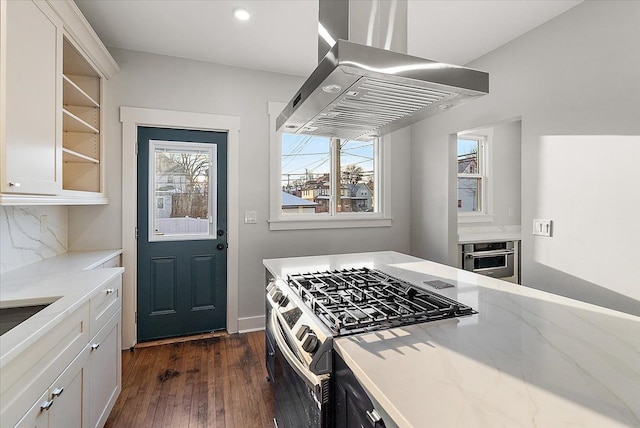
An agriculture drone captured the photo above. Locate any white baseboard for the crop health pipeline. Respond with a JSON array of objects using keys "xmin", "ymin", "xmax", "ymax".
[{"xmin": 238, "ymin": 315, "xmax": 265, "ymax": 333}]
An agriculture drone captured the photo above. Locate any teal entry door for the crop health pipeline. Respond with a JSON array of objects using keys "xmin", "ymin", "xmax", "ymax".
[{"xmin": 136, "ymin": 127, "xmax": 227, "ymax": 342}]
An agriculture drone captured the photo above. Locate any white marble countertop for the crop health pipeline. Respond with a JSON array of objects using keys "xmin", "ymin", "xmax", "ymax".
[
  {"xmin": 0, "ymin": 250, "xmax": 124, "ymax": 369},
  {"xmin": 0, "ymin": 249, "xmax": 122, "ymax": 285},
  {"xmin": 263, "ymin": 251, "xmax": 640, "ymax": 427}
]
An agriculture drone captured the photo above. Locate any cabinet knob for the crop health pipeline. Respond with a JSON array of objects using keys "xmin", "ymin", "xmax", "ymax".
[
  {"xmin": 40, "ymin": 400, "xmax": 54, "ymax": 411},
  {"xmin": 105, "ymin": 288, "xmax": 114, "ymax": 295},
  {"xmin": 8, "ymin": 182, "xmax": 21, "ymax": 187},
  {"xmin": 52, "ymin": 387, "xmax": 64, "ymax": 397},
  {"xmin": 91, "ymin": 343, "xmax": 100, "ymax": 350}
]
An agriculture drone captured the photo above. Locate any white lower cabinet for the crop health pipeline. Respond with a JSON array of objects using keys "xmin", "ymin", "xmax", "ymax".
[
  {"xmin": 15, "ymin": 346, "xmax": 90, "ymax": 428},
  {"xmin": 1, "ymin": 275, "xmax": 122, "ymax": 428},
  {"xmin": 88, "ymin": 310, "xmax": 121, "ymax": 428}
]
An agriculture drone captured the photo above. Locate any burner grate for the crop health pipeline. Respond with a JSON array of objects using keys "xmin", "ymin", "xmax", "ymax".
[{"xmin": 287, "ymin": 267, "xmax": 475, "ymax": 336}]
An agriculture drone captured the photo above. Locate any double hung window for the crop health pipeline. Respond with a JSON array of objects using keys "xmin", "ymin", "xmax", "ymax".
[{"xmin": 457, "ymin": 135, "xmax": 488, "ymax": 215}]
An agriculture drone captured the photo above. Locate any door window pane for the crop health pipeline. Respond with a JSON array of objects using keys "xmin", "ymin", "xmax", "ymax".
[
  {"xmin": 150, "ymin": 141, "xmax": 216, "ymax": 240},
  {"xmin": 281, "ymin": 134, "xmax": 330, "ymax": 215}
]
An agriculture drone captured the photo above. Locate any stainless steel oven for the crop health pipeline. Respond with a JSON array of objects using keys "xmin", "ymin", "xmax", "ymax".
[
  {"xmin": 462, "ymin": 241, "xmax": 516, "ymax": 280},
  {"xmin": 266, "ymin": 279, "xmax": 332, "ymax": 428}
]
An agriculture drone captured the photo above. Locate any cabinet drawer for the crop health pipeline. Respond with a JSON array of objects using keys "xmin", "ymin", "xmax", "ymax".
[
  {"xmin": 0, "ymin": 301, "xmax": 90, "ymax": 427},
  {"xmin": 90, "ymin": 275, "xmax": 121, "ymax": 338}
]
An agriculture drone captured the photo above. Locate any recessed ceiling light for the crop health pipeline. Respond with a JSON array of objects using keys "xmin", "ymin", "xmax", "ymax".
[{"xmin": 233, "ymin": 8, "xmax": 250, "ymax": 21}]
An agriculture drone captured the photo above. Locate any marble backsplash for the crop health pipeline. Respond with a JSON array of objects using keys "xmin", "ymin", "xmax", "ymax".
[{"xmin": 0, "ymin": 206, "xmax": 68, "ymax": 273}]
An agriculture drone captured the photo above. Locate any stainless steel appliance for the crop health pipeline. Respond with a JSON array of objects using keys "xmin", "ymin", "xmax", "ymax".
[
  {"xmin": 276, "ymin": 0, "xmax": 489, "ymax": 141},
  {"xmin": 462, "ymin": 241, "xmax": 517, "ymax": 282},
  {"xmin": 265, "ymin": 267, "xmax": 475, "ymax": 427}
]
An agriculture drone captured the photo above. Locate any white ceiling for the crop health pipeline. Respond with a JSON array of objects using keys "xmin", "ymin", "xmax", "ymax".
[{"xmin": 75, "ymin": 0, "xmax": 582, "ymax": 77}]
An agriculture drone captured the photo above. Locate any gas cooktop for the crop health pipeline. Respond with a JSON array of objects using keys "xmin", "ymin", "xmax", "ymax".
[{"xmin": 287, "ymin": 267, "xmax": 476, "ymax": 336}]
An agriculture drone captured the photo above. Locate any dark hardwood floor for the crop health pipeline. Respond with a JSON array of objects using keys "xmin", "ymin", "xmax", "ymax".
[{"xmin": 105, "ymin": 331, "xmax": 274, "ymax": 427}]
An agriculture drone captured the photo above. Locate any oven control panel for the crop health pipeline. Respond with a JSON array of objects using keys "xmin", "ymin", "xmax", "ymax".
[{"xmin": 266, "ymin": 279, "xmax": 334, "ymax": 374}]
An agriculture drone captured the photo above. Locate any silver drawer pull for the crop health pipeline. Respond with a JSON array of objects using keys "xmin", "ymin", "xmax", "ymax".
[
  {"xmin": 366, "ymin": 409, "xmax": 382, "ymax": 424},
  {"xmin": 52, "ymin": 387, "xmax": 64, "ymax": 397},
  {"xmin": 105, "ymin": 288, "xmax": 114, "ymax": 295},
  {"xmin": 8, "ymin": 182, "xmax": 21, "ymax": 187},
  {"xmin": 40, "ymin": 400, "xmax": 54, "ymax": 411},
  {"xmin": 91, "ymin": 343, "xmax": 100, "ymax": 350}
]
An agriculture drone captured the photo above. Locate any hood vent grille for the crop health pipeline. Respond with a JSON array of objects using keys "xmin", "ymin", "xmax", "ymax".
[{"xmin": 301, "ymin": 77, "xmax": 457, "ymax": 139}]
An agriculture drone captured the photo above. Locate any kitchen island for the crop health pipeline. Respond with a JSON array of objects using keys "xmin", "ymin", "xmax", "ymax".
[{"xmin": 264, "ymin": 251, "xmax": 640, "ymax": 428}]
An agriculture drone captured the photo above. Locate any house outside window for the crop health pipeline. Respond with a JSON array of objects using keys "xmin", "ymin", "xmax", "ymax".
[
  {"xmin": 268, "ymin": 102, "xmax": 391, "ymax": 230},
  {"xmin": 281, "ymin": 134, "xmax": 376, "ymax": 215},
  {"xmin": 458, "ymin": 134, "xmax": 491, "ymax": 220}
]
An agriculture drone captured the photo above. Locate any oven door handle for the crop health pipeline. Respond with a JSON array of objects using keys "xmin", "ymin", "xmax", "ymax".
[
  {"xmin": 270, "ymin": 310, "xmax": 324, "ymax": 392},
  {"xmin": 465, "ymin": 249, "xmax": 514, "ymax": 258}
]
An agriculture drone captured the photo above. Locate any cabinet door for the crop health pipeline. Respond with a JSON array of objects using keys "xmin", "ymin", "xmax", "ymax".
[
  {"xmin": 48, "ymin": 347, "xmax": 90, "ymax": 428},
  {"xmin": 2, "ymin": 0, "xmax": 62, "ymax": 195},
  {"xmin": 15, "ymin": 347, "xmax": 89, "ymax": 428},
  {"xmin": 88, "ymin": 310, "xmax": 121, "ymax": 428},
  {"xmin": 14, "ymin": 390, "xmax": 50, "ymax": 428}
]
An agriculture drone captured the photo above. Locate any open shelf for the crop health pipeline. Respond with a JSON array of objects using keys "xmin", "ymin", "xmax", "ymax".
[
  {"xmin": 62, "ymin": 36, "xmax": 102, "ymax": 194},
  {"xmin": 63, "ymin": 147, "xmax": 99, "ymax": 164},
  {"xmin": 63, "ymin": 108, "xmax": 99, "ymax": 134},
  {"xmin": 63, "ymin": 74, "xmax": 99, "ymax": 107}
]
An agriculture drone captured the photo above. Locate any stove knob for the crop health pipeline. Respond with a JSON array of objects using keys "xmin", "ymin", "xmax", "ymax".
[
  {"xmin": 295, "ymin": 325, "xmax": 310, "ymax": 340},
  {"xmin": 302, "ymin": 333, "xmax": 319, "ymax": 353},
  {"xmin": 278, "ymin": 295, "xmax": 289, "ymax": 307},
  {"xmin": 271, "ymin": 289, "xmax": 283, "ymax": 303}
]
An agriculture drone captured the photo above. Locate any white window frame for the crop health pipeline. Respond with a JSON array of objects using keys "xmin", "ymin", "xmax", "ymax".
[
  {"xmin": 268, "ymin": 101, "xmax": 392, "ymax": 230},
  {"xmin": 457, "ymin": 132, "xmax": 493, "ymax": 223}
]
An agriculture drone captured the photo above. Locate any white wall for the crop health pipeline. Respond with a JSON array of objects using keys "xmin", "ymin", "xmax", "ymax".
[
  {"xmin": 69, "ymin": 49, "xmax": 411, "ymax": 334},
  {"xmin": 410, "ymin": 0, "xmax": 640, "ymax": 316}
]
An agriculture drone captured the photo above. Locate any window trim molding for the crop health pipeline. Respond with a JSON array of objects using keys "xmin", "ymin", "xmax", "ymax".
[
  {"xmin": 268, "ymin": 101, "xmax": 392, "ymax": 230},
  {"xmin": 457, "ymin": 131, "xmax": 494, "ymax": 223}
]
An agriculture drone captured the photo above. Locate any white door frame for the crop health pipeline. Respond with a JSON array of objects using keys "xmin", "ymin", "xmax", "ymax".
[{"xmin": 120, "ymin": 106, "xmax": 240, "ymax": 348}]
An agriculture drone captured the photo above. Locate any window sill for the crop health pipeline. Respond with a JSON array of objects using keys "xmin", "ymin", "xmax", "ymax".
[
  {"xmin": 268, "ymin": 216, "xmax": 393, "ymax": 231},
  {"xmin": 458, "ymin": 213, "xmax": 494, "ymax": 224}
]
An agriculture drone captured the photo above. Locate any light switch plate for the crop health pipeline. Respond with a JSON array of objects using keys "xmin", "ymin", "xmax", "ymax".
[
  {"xmin": 533, "ymin": 219, "xmax": 552, "ymax": 237},
  {"xmin": 244, "ymin": 211, "xmax": 257, "ymax": 224}
]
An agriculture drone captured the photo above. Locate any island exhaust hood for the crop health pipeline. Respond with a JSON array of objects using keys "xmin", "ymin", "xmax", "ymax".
[{"xmin": 276, "ymin": 0, "xmax": 489, "ymax": 141}]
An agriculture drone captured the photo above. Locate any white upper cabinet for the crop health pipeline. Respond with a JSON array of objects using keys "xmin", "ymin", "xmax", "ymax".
[
  {"xmin": 1, "ymin": 0, "xmax": 63, "ymax": 196},
  {"xmin": 0, "ymin": 0, "xmax": 119, "ymax": 205}
]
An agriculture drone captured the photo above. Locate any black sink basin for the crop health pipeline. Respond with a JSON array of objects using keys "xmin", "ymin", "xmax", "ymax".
[{"xmin": 0, "ymin": 304, "xmax": 50, "ymax": 336}]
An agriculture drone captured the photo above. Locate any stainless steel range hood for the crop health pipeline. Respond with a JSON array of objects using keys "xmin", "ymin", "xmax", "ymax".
[{"xmin": 276, "ymin": 0, "xmax": 489, "ymax": 141}]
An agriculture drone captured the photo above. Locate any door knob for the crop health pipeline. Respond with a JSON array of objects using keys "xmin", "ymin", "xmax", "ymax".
[{"xmin": 216, "ymin": 243, "xmax": 226, "ymax": 250}]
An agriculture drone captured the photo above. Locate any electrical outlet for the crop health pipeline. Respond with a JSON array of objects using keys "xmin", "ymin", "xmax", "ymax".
[
  {"xmin": 533, "ymin": 219, "xmax": 552, "ymax": 237},
  {"xmin": 40, "ymin": 215, "xmax": 47, "ymax": 233},
  {"xmin": 244, "ymin": 211, "xmax": 257, "ymax": 224}
]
